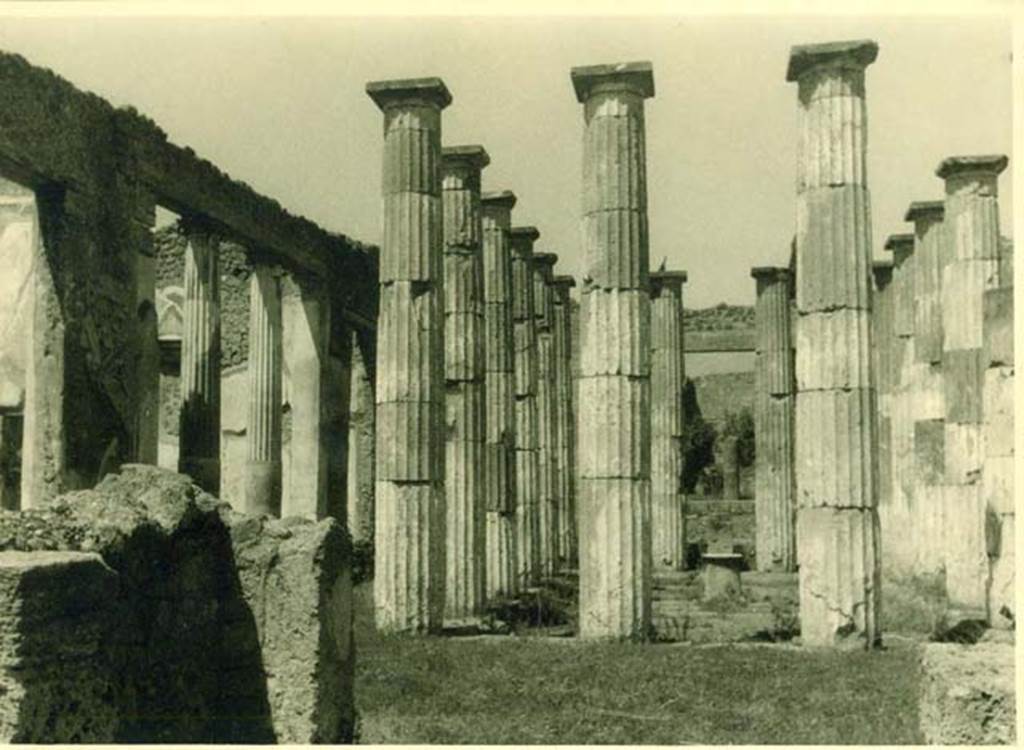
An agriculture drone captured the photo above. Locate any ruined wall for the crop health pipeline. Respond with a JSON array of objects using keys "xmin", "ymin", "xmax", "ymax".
[
  {"xmin": 0, "ymin": 465, "xmax": 354, "ymax": 743},
  {"xmin": 0, "ymin": 51, "xmax": 378, "ymax": 503}
]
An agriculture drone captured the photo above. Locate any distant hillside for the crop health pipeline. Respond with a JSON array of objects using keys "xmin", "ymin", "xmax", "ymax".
[
  {"xmin": 567, "ymin": 299, "xmax": 754, "ymax": 336},
  {"xmin": 683, "ymin": 303, "xmax": 754, "ymax": 332}
]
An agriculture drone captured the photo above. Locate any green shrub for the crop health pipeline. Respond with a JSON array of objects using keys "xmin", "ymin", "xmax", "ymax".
[
  {"xmin": 722, "ymin": 408, "xmax": 755, "ymax": 467},
  {"xmin": 352, "ymin": 539, "xmax": 375, "ymax": 584}
]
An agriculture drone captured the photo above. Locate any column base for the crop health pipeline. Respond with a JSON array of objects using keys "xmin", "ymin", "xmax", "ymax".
[
  {"xmin": 246, "ymin": 460, "xmax": 282, "ymax": 518},
  {"xmin": 179, "ymin": 456, "xmax": 220, "ymax": 495}
]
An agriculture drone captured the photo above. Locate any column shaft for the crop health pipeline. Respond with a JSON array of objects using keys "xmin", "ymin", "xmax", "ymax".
[
  {"xmin": 937, "ymin": 155, "xmax": 1007, "ymax": 619},
  {"xmin": 347, "ymin": 328, "xmax": 376, "ymax": 545},
  {"xmin": 442, "ymin": 146, "xmax": 488, "ymax": 620},
  {"xmin": 983, "ymin": 286, "xmax": 1013, "ymax": 628},
  {"xmin": 650, "ymin": 271, "xmax": 686, "ymax": 570},
  {"xmin": 572, "ymin": 62, "xmax": 654, "ymax": 639},
  {"xmin": 870, "ymin": 261, "xmax": 894, "ymax": 574},
  {"xmin": 245, "ymin": 266, "xmax": 283, "ymax": 516},
  {"xmin": 906, "ymin": 202, "xmax": 946, "ymax": 576},
  {"xmin": 552, "ymin": 276, "xmax": 577, "ymax": 569},
  {"xmin": 752, "ymin": 267, "xmax": 795, "ymax": 572},
  {"xmin": 482, "ymin": 191, "xmax": 518, "ymax": 598},
  {"xmin": 178, "ymin": 223, "xmax": 221, "ymax": 494},
  {"xmin": 533, "ymin": 254, "xmax": 560, "ymax": 579},
  {"xmin": 131, "ymin": 196, "xmax": 159, "ymax": 465},
  {"xmin": 882, "ymin": 234, "xmax": 917, "ymax": 576},
  {"xmin": 788, "ymin": 40, "xmax": 881, "ymax": 648},
  {"xmin": 510, "ymin": 227, "xmax": 541, "ymax": 589},
  {"xmin": 281, "ymin": 275, "xmax": 331, "ymax": 520},
  {"xmin": 367, "ymin": 77, "xmax": 451, "ymax": 633}
]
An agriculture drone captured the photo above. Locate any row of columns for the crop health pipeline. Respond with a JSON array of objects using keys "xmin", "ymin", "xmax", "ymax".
[
  {"xmin": 175, "ymin": 218, "xmax": 348, "ymax": 523},
  {"xmin": 363, "ymin": 44, "xmax": 1011, "ymax": 645},
  {"xmin": 873, "ymin": 156, "xmax": 1010, "ymax": 622},
  {"xmin": 366, "ymin": 78, "xmax": 585, "ymax": 631}
]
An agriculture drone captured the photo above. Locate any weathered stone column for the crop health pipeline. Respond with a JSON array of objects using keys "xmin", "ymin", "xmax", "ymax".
[
  {"xmin": 481, "ymin": 190, "xmax": 518, "ymax": 598},
  {"xmin": 883, "ymin": 232, "xmax": 916, "ymax": 577},
  {"xmin": 0, "ymin": 178, "xmax": 52, "ymax": 510},
  {"xmin": 441, "ymin": 145, "xmax": 489, "ymax": 620},
  {"xmin": 245, "ymin": 266, "xmax": 283, "ymax": 516},
  {"xmin": 751, "ymin": 266, "xmax": 795, "ymax": 572},
  {"xmin": 650, "ymin": 270, "xmax": 687, "ymax": 570},
  {"xmin": 178, "ymin": 220, "xmax": 221, "ymax": 494},
  {"xmin": 509, "ymin": 225, "xmax": 541, "ymax": 589},
  {"xmin": 281, "ymin": 275, "xmax": 331, "ymax": 520},
  {"xmin": 532, "ymin": 252, "xmax": 560, "ymax": 579},
  {"xmin": 572, "ymin": 61, "xmax": 654, "ymax": 639},
  {"xmin": 366, "ymin": 77, "xmax": 451, "ymax": 633},
  {"xmin": 787, "ymin": 40, "xmax": 881, "ymax": 648},
  {"xmin": 983, "ymin": 285, "xmax": 1013, "ymax": 628},
  {"xmin": 937, "ymin": 154, "xmax": 1007, "ymax": 619},
  {"xmin": 551, "ymin": 274, "xmax": 577, "ymax": 569},
  {"xmin": 905, "ymin": 201, "xmax": 946, "ymax": 576},
  {"xmin": 870, "ymin": 259, "xmax": 894, "ymax": 565},
  {"xmin": 131, "ymin": 195, "xmax": 159, "ymax": 466},
  {"xmin": 347, "ymin": 328, "xmax": 376, "ymax": 545}
]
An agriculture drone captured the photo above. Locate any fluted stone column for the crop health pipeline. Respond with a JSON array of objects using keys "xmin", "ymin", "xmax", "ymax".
[
  {"xmin": 131, "ymin": 196, "xmax": 159, "ymax": 466},
  {"xmin": 937, "ymin": 154, "xmax": 1007, "ymax": 619},
  {"xmin": 245, "ymin": 266, "xmax": 283, "ymax": 516},
  {"xmin": 532, "ymin": 252, "xmax": 560, "ymax": 579},
  {"xmin": 281, "ymin": 275, "xmax": 331, "ymax": 520},
  {"xmin": 752, "ymin": 266, "xmax": 796, "ymax": 572},
  {"xmin": 883, "ymin": 233, "xmax": 916, "ymax": 577},
  {"xmin": 905, "ymin": 201, "xmax": 946, "ymax": 576},
  {"xmin": 481, "ymin": 191, "xmax": 518, "ymax": 598},
  {"xmin": 347, "ymin": 328, "xmax": 375, "ymax": 545},
  {"xmin": 551, "ymin": 274, "xmax": 577, "ymax": 569},
  {"xmin": 650, "ymin": 271, "xmax": 687, "ymax": 570},
  {"xmin": 178, "ymin": 221, "xmax": 221, "ymax": 494},
  {"xmin": 441, "ymin": 145, "xmax": 489, "ymax": 620},
  {"xmin": 366, "ymin": 77, "xmax": 451, "ymax": 633},
  {"xmin": 572, "ymin": 61, "xmax": 654, "ymax": 639},
  {"xmin": 870, "ymin": 260, "xmax": 894, "ymax": 562},
  {"xmin": 787, "ymin": 40, "xmax": 881, "ymax": 648},
  {"xmin": 983, "ymin": 286, "xmax": 1013, "ymax": 628},
  {"xmin": 509, "ymin": 226, "xmax": 541, "ymax": 589}
]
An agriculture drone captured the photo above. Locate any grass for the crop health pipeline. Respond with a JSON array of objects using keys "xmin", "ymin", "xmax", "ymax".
[{"xmin": 353, "ymin": 583, "xmax": 924, "ymax": 745}]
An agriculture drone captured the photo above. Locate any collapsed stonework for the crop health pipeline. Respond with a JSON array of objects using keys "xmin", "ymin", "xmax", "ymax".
[{"xmin": 0, "ymin": 464, "xmax": 354, "ymax": 743}]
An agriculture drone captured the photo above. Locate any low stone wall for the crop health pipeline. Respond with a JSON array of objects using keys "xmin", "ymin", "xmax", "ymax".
[
  {"xmin": 0, "ymin": 464, "xmax": 353, "ymax": 743},
  {"xmin": 919, "ymin": 641, "xmax": 1015, "ymax": 744},
  {"xmin": 685, "ymin": 498, "xmax": 756, "ymax": 567}
]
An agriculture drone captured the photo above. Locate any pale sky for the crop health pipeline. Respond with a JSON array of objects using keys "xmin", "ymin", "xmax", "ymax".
[{"xmin": 0, "ymin": 11, "xmax": 1013, "ymax": 308}]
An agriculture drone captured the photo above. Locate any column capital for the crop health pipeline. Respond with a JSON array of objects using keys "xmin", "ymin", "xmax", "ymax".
[
  {"xmin": 509, "ymin": 226, "xmax": 540, "ymax": 245},
  {"xmin": 481, "ymin": 190, "xmax": 517, "ymax": 209},
  {"xmin": 884, "ymin": 233, "xmax": 915, "ymax": 265},
  {"xmin": 442, "ymin": 144, "xmax": 490, "ymax": 171},
  {"xmin": 935, "ymin": 154, "xmax": 1008, "ymax": 181},
  {"xmin": 650, "ymin": 270, "xmax": 687, "ymax": 292},
  {"xmin": 366, "ymin": 77, "xmax": 452, "ymax": 111},
  {"xmin": 785, "ymin": 39, "xmax": 878, "ymax": 82},
  {"xmin": 552, "ymin": 274, "xmax": 576, "ymax": 290},
  {"xmin": 904, "ymin": 200, "xmax": 944, "ymax": 224},
  {"xmin": 571, "ymin": 61, "xmax": 654, "ymax": 102},
  {"xmin": 871, "ymin": 259, "xmax": 893, "ymax": 289},
  {"xmin": 532, "ymin": 251, "xmax": 558, "ymax": 268},
  {"xmin": 750, "ymin": 266, "xmax": 790, "ymax": 282}
]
